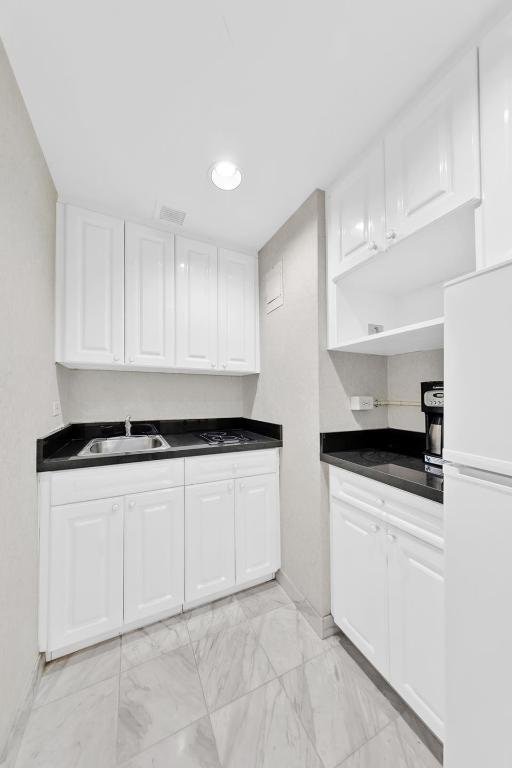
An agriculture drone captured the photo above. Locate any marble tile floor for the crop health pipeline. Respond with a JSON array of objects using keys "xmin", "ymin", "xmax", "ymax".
[{"xmin": 14, "ymin": 580, "xmax": 442, "ymax": 768}]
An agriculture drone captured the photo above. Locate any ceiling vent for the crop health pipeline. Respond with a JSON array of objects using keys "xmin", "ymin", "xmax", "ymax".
[{"xmin": 155, "ymin": 203, "xmax": 186, "ymax": 226}]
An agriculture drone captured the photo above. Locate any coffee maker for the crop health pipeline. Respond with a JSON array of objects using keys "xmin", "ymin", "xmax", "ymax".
[{"xmin": 421, "ymin": 381, "xmax": 444, "ymax": 474}]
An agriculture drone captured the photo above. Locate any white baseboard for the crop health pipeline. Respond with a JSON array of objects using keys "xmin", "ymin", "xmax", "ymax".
[
  {"xmin": 0, "ymin": 653, "xmax": 44, "ymax": 768},
  {"xmin": 276, "ymin": 569, "xmax": 337, "ymax": 639}
]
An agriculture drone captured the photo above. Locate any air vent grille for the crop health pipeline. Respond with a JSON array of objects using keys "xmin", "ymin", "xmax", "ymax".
[{"xmin": 155, "ymin": 204, "xmax": 186, "ymax": 226}]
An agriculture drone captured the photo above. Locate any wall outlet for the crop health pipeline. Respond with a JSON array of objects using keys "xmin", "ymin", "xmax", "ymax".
[
  {"xmin": 52, "ymin": 400, "xmax": 61, "ymax": 417},
  {"xmin": 368, "ymin": 323, "xmax": 384, "ymax": 335},
  {"xmin": 350, "ymin": 396, "xmax": 375, "ymax": 411}
]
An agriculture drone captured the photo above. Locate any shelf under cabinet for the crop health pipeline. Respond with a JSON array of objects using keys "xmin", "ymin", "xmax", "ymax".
[{"xmin": 329, "ymin": 317, "xmax": 444, "ymax": 355}]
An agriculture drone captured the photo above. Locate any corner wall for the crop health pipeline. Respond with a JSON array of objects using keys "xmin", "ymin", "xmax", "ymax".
[{"xmin": 0, "ymin": 40, "xmax": 62, "ymax": 756}]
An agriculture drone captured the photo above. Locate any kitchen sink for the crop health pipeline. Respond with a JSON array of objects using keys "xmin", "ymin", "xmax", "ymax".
[{"xmin": 78, "ymin": 435, "xmax": 171, "ymax": 457}]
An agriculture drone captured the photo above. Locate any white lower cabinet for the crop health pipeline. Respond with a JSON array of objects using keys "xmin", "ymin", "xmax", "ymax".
[
  {"xmin": 235, "ymin": 474, "xmax": 280, "ymax": 585},
  {"xmin": 124, "ymin": 487, "xmax": 184, "ymax": 623},
  {"xmin": 47, "ymin": 497, "xmax": 124, "ymax": 650},
  {"xmin": 387, "ymin": 528, "xmax": 444, "ymax": 737},
  {"xmin": 185, "ymin": 480, "xmax": 236, "ymax": 602},
  {"xmin": 329, "ymin": 466, "xmax": 444, "ymax": 739},
  {"xmin": 330, "ymin": 498, "xmax": 388, "ymax": 676},
  {"xmin": 40, "ymin": 450, "xmax": 280, "ymax": 656}
]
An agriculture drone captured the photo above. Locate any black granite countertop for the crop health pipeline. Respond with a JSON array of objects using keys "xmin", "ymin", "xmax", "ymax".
[
  {"xmin": 320, "ymin": 428, "xmax": 443, "ymax": 503},
  {"xmin": 38, "ymin": 418, "xmax": 282, "ymax": 472}
]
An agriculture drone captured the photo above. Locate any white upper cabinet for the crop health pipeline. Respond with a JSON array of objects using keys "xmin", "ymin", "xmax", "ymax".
[
  {"xmin": 326, "ymin": 143, "xmax": 386, "ymax": 277},
  {"xmin": 385, "ymin": 49, "xmax": 480, "ymax": 242},
  {"xmin": 218, "ymin": 248, "xmax": 258, "ymax": 372},
  {"xmin": 175, "ymin": 236, "xmax": 218, "ymax": 370},
  {"xmin": 478, "ymin": 12, "xmax": 512, "ymax": 267},
  {"xmin": 125, "ymin": 223, "xmax": 175, "ymax": 368},
  {"xmin": 57, "ymin": 204, "xmax": 125, "ymax": 365},
  {"xmin": 124, "ymin": 487, "xmax": 184, "ymax": 623},
  {"xmin": 56, "ymin": 205, "xmax": 259, "ymax": 374}
]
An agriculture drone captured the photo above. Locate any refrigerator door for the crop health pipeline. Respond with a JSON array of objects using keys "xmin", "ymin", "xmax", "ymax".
[
  {"xmin": 444, "ymin": 260, "xmax": 512, "ymax": 476},
  {"xmin": 444, "ymin": 463, "xmax": 512, "ymax": 768}
]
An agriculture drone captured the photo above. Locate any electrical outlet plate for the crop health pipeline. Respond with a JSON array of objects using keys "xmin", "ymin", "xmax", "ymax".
[
  {"xmin": 52, "ymin": 400, "xmax": 61, "ymax": 417},
  {"xmin": 350, "ymin": 396, "xmax": 375, "ymax": 411}
]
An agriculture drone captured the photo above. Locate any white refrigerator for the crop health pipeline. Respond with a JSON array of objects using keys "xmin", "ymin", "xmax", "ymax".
[{"xmin": 444, "ymin": 259, "xmax": 512, "ymax": 768}]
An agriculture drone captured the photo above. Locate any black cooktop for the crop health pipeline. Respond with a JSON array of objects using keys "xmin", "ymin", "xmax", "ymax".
[{"xmin": 198, "ymin": 430, "xmax": 254, "ymax": 446}]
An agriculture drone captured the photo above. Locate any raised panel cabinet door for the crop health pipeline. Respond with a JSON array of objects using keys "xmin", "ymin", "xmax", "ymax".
[
  {"xmin": 326, "ymin": 143, "xmax": 386, "ymax": 277},
  {"xmin": 387, "ymin": 529, "xmax": 444, "ymax": 739},
  {"xmin": 185, "ymin": 480, "xmax": 235, "ymax": 602},
  {"xmin": 62, "ymin": 205, "xmax": 125, "ymax": 365},
  {"xmin": 330, "ymin": 497, "xmax": 388, "ymax": 676},
  {"xmin": 125, "ymin": 223, "xmax": 175, "ymax": 367},
  {"xmin": 385, "ymin": 49, "xmax": 479, "ymax": 242},
  {"xmin": 478, "ymin": 13, "xmax": 512, "ymax": 267},
  {"xmin": 47, "ymin": 497, "xmax": 123, "ymax": 650},
  {"xmin": 235, "ymin": 473, "xmax": 280, "ymax": 585},
  {"xmin": 218, "ymin": 249, "xmax": 257, "ymax": 372},
  {"xmin": 124, "ymin": 487, "xmax": 184, "ymax": 623},
  {"xmin": 175, "ymin": 236, "xmax": 218, "ymax": 370}
]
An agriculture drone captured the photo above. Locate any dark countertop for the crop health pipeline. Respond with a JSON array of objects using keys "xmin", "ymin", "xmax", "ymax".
[
  {"xmin": 38, "ymin": 418, "xmax": 282, "ymax": 472},
  {"xmin": 320, "ymin": 428, "xmax": 443, "ymax": 504}
]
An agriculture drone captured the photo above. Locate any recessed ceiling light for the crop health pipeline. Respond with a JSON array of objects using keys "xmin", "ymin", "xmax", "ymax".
[{"xmin": 210, "ymin": 160, "xmax": 242, "ymax": 191}]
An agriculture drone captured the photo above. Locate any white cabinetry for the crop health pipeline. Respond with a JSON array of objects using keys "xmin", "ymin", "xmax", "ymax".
[
  {"xmin": 326, "ymin": 49, "xmax": 479, "ymax": 356},
  {"xmin": 387, "ymin": 528, "xmax": 444, "ymax": 737},
  {"xmin": 57, "ymin": 205, "xmax": 125, "ymax": 366},
  {"xmin": 477, "ymin": 11, "xmax": 512, "ymax": 267},
  {"xmin": 124, "ymin": 487, "xmax": 184, "ymax": 623},
  {"xmin": 185, "ymin": 480, "xmax": 236, "ymax": 602},
  {"xmin": 236, "ymin": 474, "xmax": 280, "ymax": 585},
  {"xmin": 330, "ymin": 494, "xmax": 388, "ymax": 675},
  {"xmin": 329, "ymin": 466, "xmax": 444, "ymax": 738},
  {"xmin": 125, "ymin": 223, "xmax": 175, "ymax": 368},
  {"xmin": 56, "ymin": 205, "xmax": 259, "ymax": 374},
  {"xmin": 385, "ymin": 49, "xmax": 479, "ymax": 242},
  {"xmin": 39, "ymin": 449, "xmax": 279, "ymax": 657},
  {"xmin": 47, "ymin": 497, "xmax": 124, "ymax": 650},
  {"xmin": 218, "ymin": 248, "xmax": 258, "ymax": 372},
  {"xmin": 326, "ymin": 143, "xmax": 386, "ymax": 278},
  {"xmin": 175, "ymin": 236, "xmax": 218, "ymax": 370}
]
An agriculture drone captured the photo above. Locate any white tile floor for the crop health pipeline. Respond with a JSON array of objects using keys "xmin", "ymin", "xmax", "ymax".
[{"xmin": 14, "ymin": 581, "xmax": 442, "ymax": 768}]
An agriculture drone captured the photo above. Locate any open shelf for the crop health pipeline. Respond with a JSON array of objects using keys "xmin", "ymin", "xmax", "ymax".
[{"xmin": 329, "ymin": 317, "xmax": 444, "ymax": 356}]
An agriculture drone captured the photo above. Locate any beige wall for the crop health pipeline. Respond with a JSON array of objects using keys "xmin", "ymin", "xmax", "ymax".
[
  {"xmin": 244, "ymin": 191, "xmax": 328, "ymax": 616},
  {"xmin": 0, "ymin": 41, "xmax": 61, "ymax": 755},
  {"xmin": 58, "ymin": 367, "xmax": 245, "ymax": 423}
]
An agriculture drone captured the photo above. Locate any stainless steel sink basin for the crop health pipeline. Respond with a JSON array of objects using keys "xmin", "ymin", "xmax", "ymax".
[{"xmin": 78, "ymin": 435, "xmax": 171, "ymax": 457}]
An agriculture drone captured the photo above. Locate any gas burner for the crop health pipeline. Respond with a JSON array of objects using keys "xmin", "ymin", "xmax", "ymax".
[{"xmin": 198, "ymin": 430, "xmax": 253, "ymax": 446}]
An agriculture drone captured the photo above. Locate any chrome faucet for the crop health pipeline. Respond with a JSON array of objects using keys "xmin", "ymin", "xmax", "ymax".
[{"xmin": 125, "ymin": 416, "xmax": 132, "ymax": 437}]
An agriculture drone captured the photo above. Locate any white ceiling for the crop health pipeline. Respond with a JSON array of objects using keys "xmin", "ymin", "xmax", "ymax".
[{"xmin": 0, "ymin": 0, "xmax": 508, "ymax": 250}]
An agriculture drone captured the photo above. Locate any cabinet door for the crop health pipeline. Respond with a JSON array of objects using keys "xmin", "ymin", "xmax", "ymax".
[
  {"xmin": 125, "ymin": 223, "xmax": 175, "ymax": 368},
  {"xmin": 218, "ymin": 249, "xmax": 257, "ymax": 372},
  {"xmin": 478, "ymin": 13, "xmax": 512, "ymax": 267},
  {"xmin": 387, "ymin": 529, "xmax": 444, "ymax": 738},
  {"xmin": 235, "ymin": 473, "xmax": 279, "ymax": 585},
  {"xmin": 62, "ymin": 205, "xmax": 125, "ymax": 365},
  {"xmin": 47, "ymin": 497, "xmax": 123, "ymax": 650},
  {"xmin": 326, "ymin": 143, "xmax": 386, "ymax": 276},
  {"xmin": 124, "ymin": 488, "xmax": 184, "ymax": 624},
  {"xmin": 385, "ymin": 49, "xmax": 479, "ymax": 242},
  {"xmin": 185, "ymin": 480, "xmax": 235, "ymax": 602},
  {"xmin": 175, "ymin": 236, "xmax": 218, "ymax": 370},
  {"xmin": 330, "ymin": 497, "xmax": 388, "ymax": 675}
]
